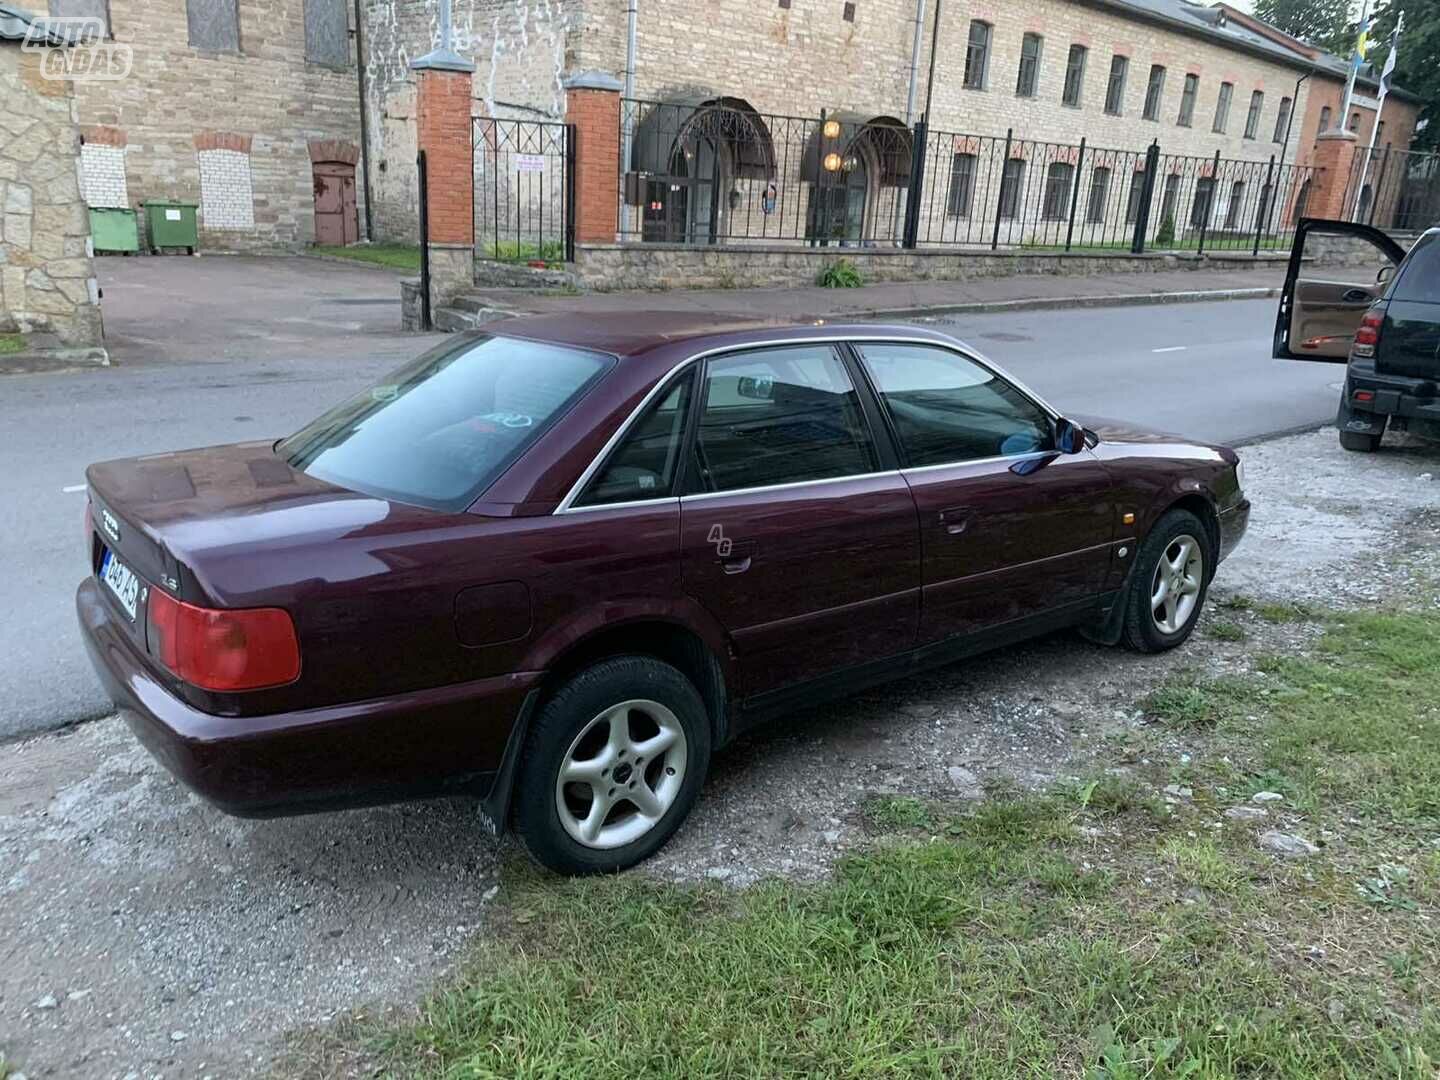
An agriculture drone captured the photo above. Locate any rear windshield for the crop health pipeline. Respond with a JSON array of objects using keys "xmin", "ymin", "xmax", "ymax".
[
  {"xmin": 1392, "ymin": 234, "xmax": 1440, "ymax": 302},
  {"xmin": 278, "ymin": 335, "xmax": 612, "ymax": 511}
]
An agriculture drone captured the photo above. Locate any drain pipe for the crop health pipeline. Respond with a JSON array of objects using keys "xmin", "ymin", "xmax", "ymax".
[
  {"xmin": 904, "ymin": 0, "xmax": 926, "ymax": 124},
  {"xmin": 353, "ymin": 0, "xmax": 375, "ymax": 241},
  {"xmin": 621, "ymin": 0, "xmax": 638, "ymax": 236}
]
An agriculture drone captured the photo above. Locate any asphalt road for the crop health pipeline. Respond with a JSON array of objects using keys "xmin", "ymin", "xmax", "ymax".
[{"xmin": 0, "ymin": 295, "xmax": 1340, "ymax": 740}]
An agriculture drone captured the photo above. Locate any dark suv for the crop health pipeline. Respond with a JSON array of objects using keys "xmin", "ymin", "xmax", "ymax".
[
  {"xmin": 78, "ymin": 316, "xmax": 1248, "ymax": 874},
  {"xmin": 1275, "ymin": 219, "xmax": 1440, "ymax": 451}
]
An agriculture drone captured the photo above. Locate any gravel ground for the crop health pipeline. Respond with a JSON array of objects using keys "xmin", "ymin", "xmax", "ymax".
[{"xmin": 2, "ymin": 427, "xmax": 1438, "ymax": 1078}]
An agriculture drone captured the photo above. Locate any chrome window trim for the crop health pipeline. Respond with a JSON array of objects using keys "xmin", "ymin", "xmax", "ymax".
[{"xmin": 552, "ymin": 334, "xmax": 1064, "ymax": 515}]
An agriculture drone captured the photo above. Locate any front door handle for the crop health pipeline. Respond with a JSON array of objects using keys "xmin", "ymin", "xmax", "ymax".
[
  {"xmin": 938, "ymin": 507, "xmax": 970, "ymax": 536},
  {"xmin": 1342, "ymin": 288, "xmax": 1372, "ymax": 304},
  {"xmin": 721, "ymin": 556, "xmax": 752, "ymax": 575}
]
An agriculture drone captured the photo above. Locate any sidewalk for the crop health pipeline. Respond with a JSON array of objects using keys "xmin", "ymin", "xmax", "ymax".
[{"xmin": 459, "ymin": 263, "xmax": 1293, "ymax": 325}]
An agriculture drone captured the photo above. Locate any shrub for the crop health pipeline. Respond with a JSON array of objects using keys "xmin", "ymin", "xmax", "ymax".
[
  {"xmin": 817, "ymin": 258, "xmax": 863, "ymax": 288},
  {"xmin": 1154, "ymin": 213, "xmax": 1176, "ymax": 247}
]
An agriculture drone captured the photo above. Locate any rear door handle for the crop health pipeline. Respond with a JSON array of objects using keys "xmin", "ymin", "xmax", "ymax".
[
  {"xmin": 1342, "ymin": 288, "xmax": 1372, "ymax": 303},
  {"xmin": 938, "ymin": 507, "xmax": 971, "ymax": 535},
  {"xmin": 721, "ymin": 556, "xmax": 752, "ymax": 575}
]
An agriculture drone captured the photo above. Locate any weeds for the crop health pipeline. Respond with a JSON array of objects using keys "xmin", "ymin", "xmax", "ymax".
[{"xmin": 817, "ymin": 257, "xmax": 863, "ymax": 288}]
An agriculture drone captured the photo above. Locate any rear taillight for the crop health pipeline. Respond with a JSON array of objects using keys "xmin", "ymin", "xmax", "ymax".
[
  {"xmin": 1352, "ymin": 310, "xmax": 1384, "ymax": 358},
  {"xmin": 146, "ymin": 590, "xmax": 300, "ymax": 691}
]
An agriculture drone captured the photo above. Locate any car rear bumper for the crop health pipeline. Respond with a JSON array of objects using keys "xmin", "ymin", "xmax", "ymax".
[
  {"xmin": 1219, "ymin": 499, "xmax": 1250, "ymax": 563},
  {"xmin": 77, "ymin": 577, "xmax": 539, "ymax": 817},
  {"xmin": 1346, "ymin": 359, "xmax": 1440, "ymax": 422}
]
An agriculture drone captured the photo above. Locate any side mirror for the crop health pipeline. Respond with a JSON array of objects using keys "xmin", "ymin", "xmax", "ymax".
[
  {"xmin": 1054, "ymin": 417, "xmax": 1086, "ymax": 455},
  {"xmin": 1377, "ymin": 264, "xmax": 1396, "ymax": 285}
]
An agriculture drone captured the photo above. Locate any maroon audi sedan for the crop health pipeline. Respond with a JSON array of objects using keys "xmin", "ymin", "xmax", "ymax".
[{"xmin": 78, "ymin": 316, "xmax": 1248, "ymax": 874}]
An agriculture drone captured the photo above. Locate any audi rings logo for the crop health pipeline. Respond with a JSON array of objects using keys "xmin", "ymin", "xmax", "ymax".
[{"xmin": 24, "ymin": 18, "xmax": 133, "ymax": 82}]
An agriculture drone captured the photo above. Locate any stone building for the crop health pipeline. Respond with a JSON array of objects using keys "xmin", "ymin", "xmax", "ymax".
[
  {"xmin": 0, "ymin": 3, "xmax": 105, "ymax": 354},
  {"xmin": 53, "ymin": 0, "xmax": 364, "ymax": 251}
]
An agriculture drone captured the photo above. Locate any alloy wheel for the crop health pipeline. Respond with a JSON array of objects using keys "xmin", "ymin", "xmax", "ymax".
[
  {"xmin": 1150, "ymin": 533, "xmax": 1204, "ymax": 635},
  {"xmin": 554, "ymin": 699, "xmax": 688, "ymax": 849}
]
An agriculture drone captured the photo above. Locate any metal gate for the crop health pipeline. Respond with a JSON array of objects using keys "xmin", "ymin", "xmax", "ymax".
[{"xmin": 473, "ymin": 118, "xmax": 575, "ymax": 263}]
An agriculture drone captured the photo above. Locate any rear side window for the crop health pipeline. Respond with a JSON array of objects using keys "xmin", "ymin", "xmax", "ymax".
[
  {"xmin": 578, "ymin": 372, "xmax": 694, "ymax": 506},
  {"xmin": 279, "ymin": 335, "xmax": 611, "ymax": 511},
  {"xmin": 692, "ymin": 346, "xmax": 878, "ymax": 494},
  {"xmin": 1392, "ymin": 235, "xmax": 1440, "ymax": 302},
  {"xmin": 857, "ymin": 343, "xmax": 1053, "ymax": 466}
]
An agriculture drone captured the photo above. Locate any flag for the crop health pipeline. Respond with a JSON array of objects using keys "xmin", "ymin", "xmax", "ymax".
[
  {"xmin": 1378, "ymin": 15, "xmax": 1402, "ymax": 96},
  {"xmin": 1351, "ymin": 15, "xmax": 1372, "ymax": 73}
]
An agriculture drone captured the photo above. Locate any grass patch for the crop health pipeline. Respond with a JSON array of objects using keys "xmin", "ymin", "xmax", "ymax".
[
  {"xmin": 0, "ymin": 333, "xmax": 25, "ymax": 356},
  {"xmin": 1208, "ymin": 619, "xmax": 1248, "ymax": 642},
  {"xmin": 311, "ymin": 243, "xmax": 420, "ymax": 271},
  {"xmin": 484, "ymin": 239, "xmax": 567, "ymax": 264},
  {"xmin": 1256, "ymin": 601, "xmax": 1318, "ymax": 624},
  {"xmin": 305, "ymin": 612, "xmax": 1440, "ymax": 1078}
]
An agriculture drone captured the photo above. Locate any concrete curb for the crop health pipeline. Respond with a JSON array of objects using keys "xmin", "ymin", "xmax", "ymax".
[{"xmin": 849, "ymin": 286, "xmax": 1281, "ymax": 321}]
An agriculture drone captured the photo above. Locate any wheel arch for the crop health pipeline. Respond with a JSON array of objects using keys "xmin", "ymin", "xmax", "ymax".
[{"xmin": 1153, "ymin": 489, "xmax": 1221, "ymax": 576}]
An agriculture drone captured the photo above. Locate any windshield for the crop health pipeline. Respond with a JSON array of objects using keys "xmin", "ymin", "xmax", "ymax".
[{"xmin": 278, "ymin": 335, "xmax": 613, "ymax": 511}]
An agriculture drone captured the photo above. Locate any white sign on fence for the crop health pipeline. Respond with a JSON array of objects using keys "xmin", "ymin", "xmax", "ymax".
[{"xmin": 516, "ymin": 154, "xmax": 545, "ymax": 174}]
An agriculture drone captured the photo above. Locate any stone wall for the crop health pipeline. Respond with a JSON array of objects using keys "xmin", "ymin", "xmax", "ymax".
[
  {"xmin": 573, "ymin": 241, "xmax": 1289, "ymax": 292},
  {"xmin": 0, "ymin": 44, "xmax": 104, "ymax": 351},
  {"xmin": 67, "ymin": 0, "xmax": 363, "ymax": 252}
]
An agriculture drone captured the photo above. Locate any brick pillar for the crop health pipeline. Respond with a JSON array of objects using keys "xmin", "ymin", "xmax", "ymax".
[
  {"xmin": 1307, "ymin": 130, "xmax": 1360, "ymax": 221},
  {"xmin": 563, "ymin": 71, "xmax": 623, "ymax": 247},
  {"xmin": 411, "ymin": 49, "xmax": 475, "ymax": 317}
]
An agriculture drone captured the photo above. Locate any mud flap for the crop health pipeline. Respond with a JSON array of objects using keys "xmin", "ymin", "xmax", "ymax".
[
  {"xmin": 476, "ymin": 689, "xmax": 541, "ymax": 839},
  {"xmin": 1337, "ymin": 398, "xmax": 1386, "ymax": 438}
]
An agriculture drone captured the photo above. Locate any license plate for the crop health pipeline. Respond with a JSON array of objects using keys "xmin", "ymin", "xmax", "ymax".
[{"xmin": 100, "ymin": 549, "xmax": 141, "ymax": 621}]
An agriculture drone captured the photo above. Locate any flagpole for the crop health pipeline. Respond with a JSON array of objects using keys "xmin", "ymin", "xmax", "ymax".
[{"xmin": 1352, "ymin": 9, "xmax": 1403, "ymax": 220}]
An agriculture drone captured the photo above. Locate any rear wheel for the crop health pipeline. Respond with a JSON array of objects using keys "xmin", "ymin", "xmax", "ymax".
[
  {"xmin": 512, "ymin": 656, "xmax": 711, "ymax": 875},
  {"xmin": 1121, "ymin": 509, "xmax": 1212, "ymax": 653}
]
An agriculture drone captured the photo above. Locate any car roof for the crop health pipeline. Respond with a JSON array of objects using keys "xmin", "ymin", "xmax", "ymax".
[{"xmin": 486, "ymin": 310, "xmax": 958, "ymax": 358}]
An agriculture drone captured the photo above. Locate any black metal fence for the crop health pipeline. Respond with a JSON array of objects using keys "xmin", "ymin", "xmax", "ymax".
[
  {"xmin": 1342, "ymin": 145, "xmax": 1440, "ymax": 233},
  {"xmin": 473, "ymin": 117, "xmax": 574, "ymax": 263},
  {"xmin": 617, "ymin": 98, "xmax": 1320, "ymax": 256}
]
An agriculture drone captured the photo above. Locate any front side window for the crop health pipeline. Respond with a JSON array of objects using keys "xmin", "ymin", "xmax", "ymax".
[
  {"xmin": 1062, "ymin": 44, "xmax": 1087, "ymax": 106},
  {"xmin": 692, "ymin": 346, "xmax": 877, "ymax": 493},
  {"xmin": 1177, "ymin": 73, "xmax": 1198, "ymax": 127},
  {"xmin": 279, "ymin": 335, "xmax": 612, "ymax": 511},
  {"xmin": 1143, "ymin": 64, "xmax": 1166, "ymax": 121},
  {"xmin": 1245, "ymin": 90, "xmax": 1264, "ymax": 139},
  {"xmin": 1105, "ymin": 54, "xmax": 1128, "ymax": 115},
  {"xmin": 857, "ymin": 344, "xmax": 1053, "ymax": 466},
  {"xmin": 579, "ymin": 372, "xmax": 694, "ymax": 506},
  {"xmin": 1016, "ymin": 33, "xmax": 1042, "ymax": 97},
  {"xmin": 964, "ymin": 21, "xmax": 991, "ymax": 90},
  {"xmin": 1214, "ymin": 82, "xmax": 1234, "ymax": 133}
]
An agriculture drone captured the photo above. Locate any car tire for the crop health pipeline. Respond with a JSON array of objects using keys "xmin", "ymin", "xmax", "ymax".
[
  {"xmin": 1120, "ymin": 508, "xmax": 1213, "ymax": 654},
  {"xmin": 1338, "ymin": 429, "xmax": 1381, "ymax": 452},
  {"xmin": 512, "ymin": 656, "xmax": 711, "ymax": 875}
]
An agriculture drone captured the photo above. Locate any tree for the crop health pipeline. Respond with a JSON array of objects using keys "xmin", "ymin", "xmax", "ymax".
[
  {"xmin": 1253, "ymin": 0, "xmax": 1355, "ymax": 52},
  {"xmin": 1369, "ymin": 0, "xmax": 1440, "ymax": 150}
]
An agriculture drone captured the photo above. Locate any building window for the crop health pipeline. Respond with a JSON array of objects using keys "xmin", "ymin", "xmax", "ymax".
[
  {"xmin": 48, "ymin": 0, "xmax": 108, "ymax": 35},
  {"xmin": 1272, "ymin": 96, "xmax": 1292, "ymax": 143},
  {"xmin": 999, "ymin": 158, "xmax": 1025, "ymax": 219},
  {"xmin": 1062, "ymin": 44, "xmax": 1087, "ymax": 107},
  {"xmin": 1348, "ymin": 111, "xmax": 1361, "ymax": 132},
  {"xmin": 1105, "ymin": 55, "xmax": 1128, "ymax": 115},
  {"xmin": 304, "ymin": 0, "xmax": 350, "ymax": 67},
  {"xmin": 1318, "ymin": 105, "xmax": 1332, "ymax": 132},
  {"xmin": 1213, "ymin": 82, "xmax": 1233, "ymax": 133},
  {"xmin": 1087, "ymin": 165, "xmax": 1111, "ymax": 223},
  {"xmin": 1143, "ymin": 65, "xmax": 1166, "ymax": 121},
  {"xmin": 1177, "ymin": 73, "xmax": 1198, "ymax": 127},
  {"xmin": 1224, "ymin": 180, "xmax": 1245, "ymax": 228},
  {"xmin": 1190, "ymin": 176, "xmax": 1215, "ymax": 228},
  {"xmin": 1043, "ymin": 161, "xmax": 1074, "ymax": 220},
  {"xmin": 197, "ymin": 148, "xmax": 256, "ymax": 229},
  {"xmin": 1293, "ymin": 178, "xmax": 1312, "ymax": 222},
  {"xmin": 1159, "ymin": 173, "xmax": 1179, "ymax": 227},
  {"xmin": 1125, "ymin": 169, "xmax": 1147, "ymax": 223},
  {"xmin": 1245, "ymin": 90, "xmax": 1264, "ymax": 139},
  {"xmin": 1377, "ymin": 120, "xmax": 1386, "ymax": 144},
  {"xmin": 187, "ymin": 0, "xmax": 241, "ymax": 50},
  {"xmin": 964, "ymin": 21, "xmax": 991, "ymax": 90},
  {"xmin": 947, "ymin": 153, "xmax": 976, "ymax": 217},
  {"xmin": 80, "ymin": 141, "xmax": 128, "ymax": 207},
  {"xmin": 1016, "ymin": 33, "xmax": 1042, "ymax": 98}
]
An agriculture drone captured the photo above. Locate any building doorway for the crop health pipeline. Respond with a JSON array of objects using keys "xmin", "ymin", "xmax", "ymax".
[{"xmin": 313, "ymin": 161, "xmax": 358, "ymax": 246}]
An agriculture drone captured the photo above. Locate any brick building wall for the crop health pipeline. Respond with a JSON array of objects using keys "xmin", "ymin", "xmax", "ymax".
[
  {"xmin": 0, "ymin": 38, "xmax": 104, "ymax": 349},
  {"xmin": 67, "ymin": 0, "xmax": 363, "ymax": 252}
]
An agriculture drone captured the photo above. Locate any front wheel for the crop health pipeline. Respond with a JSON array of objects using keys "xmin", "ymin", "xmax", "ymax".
[
  {"xmin": 1121, "ymin": 509, "xmax": 1213, "ymax": 653},
  {"xmin": 512, "ymin": 656, "xmax": 711, "ymax": 875}
]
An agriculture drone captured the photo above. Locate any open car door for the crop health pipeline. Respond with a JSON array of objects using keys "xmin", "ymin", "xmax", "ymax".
[{"xmin": 1274, "ymin": 219, "xmax": 1409, "ymax": 361}]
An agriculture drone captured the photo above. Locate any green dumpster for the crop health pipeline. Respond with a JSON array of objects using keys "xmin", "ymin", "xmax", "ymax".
[
  {"xmin": 142, "ymin": 200, "xmax": 199, "ymax": 254},
  {"xmin": 88, "ymin": 207, "xmax": 140, "ymax": 254}
]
